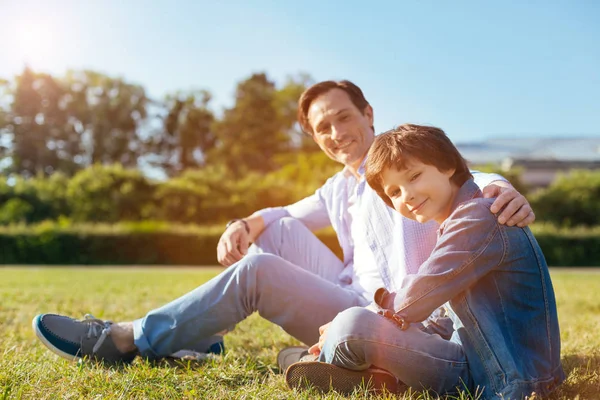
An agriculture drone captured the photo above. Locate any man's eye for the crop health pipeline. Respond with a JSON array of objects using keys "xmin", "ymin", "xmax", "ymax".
[
  {"xmin": 410, "ymin": 173, "xmax": 421, "ymax": 182},
  {"xmin": 339, "ymin": 114, "xmax": 349, "ymax": 122}
]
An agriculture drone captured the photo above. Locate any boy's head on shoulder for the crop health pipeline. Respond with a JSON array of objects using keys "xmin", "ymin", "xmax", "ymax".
[{"xmin": 365, "ymin": 124, "xmax": 472, "ymax": 225}]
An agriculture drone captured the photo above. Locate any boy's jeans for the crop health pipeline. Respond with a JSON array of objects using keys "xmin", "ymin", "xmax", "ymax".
[
  {"xmin": 132, "ymin": 218, "xmax": 368, "ymax": 358},
  {"xmin": 319, "ymin": 307, "xmax": 473, "ymax": 395}
]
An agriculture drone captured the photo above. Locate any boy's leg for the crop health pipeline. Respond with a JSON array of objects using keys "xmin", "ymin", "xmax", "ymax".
[{"xmin": 310, "ymin": 307, "xmax": 472, "ymax": 395}]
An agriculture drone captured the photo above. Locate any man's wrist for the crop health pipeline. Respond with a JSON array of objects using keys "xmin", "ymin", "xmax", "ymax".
[{"xmin": 226, "ymin": 219, "xmax": 250, "ymax": 234}]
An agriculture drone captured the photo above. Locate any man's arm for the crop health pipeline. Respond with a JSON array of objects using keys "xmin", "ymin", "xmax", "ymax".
[
  {"xmin": 472, "ymin": 171, "xmax": 535, "ymax": 227},
  {"xmin": 217, "ymin": 213, "xmax": 267, "ymax": 266},
  {"xmin": 217, "ymin": 182, "xmax": 332, "ymax": 266}
]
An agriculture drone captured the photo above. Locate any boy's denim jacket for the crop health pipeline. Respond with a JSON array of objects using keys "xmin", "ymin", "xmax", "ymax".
[{"xmin": 374, "ymin": 179, "xmax": 565, "ymax": 400}]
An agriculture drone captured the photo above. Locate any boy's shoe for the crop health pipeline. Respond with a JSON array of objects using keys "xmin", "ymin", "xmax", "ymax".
[
  {"xmin": 285, "ymin": 359, "xmax": 398, "ymax": 394},
  {"xmin": 277, "ymin": 346, "xmax": 312, "ymax": 372},
  {"xmin": 32, "ymin": 313, "xmax": 138, "ymax": 364}
]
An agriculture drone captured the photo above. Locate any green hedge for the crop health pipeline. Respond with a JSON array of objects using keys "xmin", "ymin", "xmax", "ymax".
[
  {"xmin": 0, "ymin": 222, "xmax": 342, "ymax": 265},
  {"xmin": 0, "ymin": 222, "xmax": 598, "ymax": 266}
]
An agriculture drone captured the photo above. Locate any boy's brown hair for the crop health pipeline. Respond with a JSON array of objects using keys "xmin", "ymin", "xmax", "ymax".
[{"xmin": 365, "ymin": 124, "xmax": 472, "ymax": 208}]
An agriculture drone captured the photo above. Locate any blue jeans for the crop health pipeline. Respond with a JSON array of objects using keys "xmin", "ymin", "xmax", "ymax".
[
  {"xmin": 319, "ymin": 307, "xmax": 473, "ymax": 395},
  {"xmin": 132, "ymin": 218, "xmax": 368, "ymax": 358}
]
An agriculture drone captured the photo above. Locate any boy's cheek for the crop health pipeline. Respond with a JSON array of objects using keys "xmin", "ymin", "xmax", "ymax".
[{"xmin": 399, "ymin": 207, "xmax": 415, "ymax": 221}]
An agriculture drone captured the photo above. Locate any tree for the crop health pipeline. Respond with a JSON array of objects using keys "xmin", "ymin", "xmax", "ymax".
[
  {"xmin": 531, "ymin": 169, "xmax": 600, "ymax": 227},
  {"xmin": 274, "ymin": 73, "xmax": 318, "ymax": 153},
  {"xmin": 64, "ymin": 70, "xmax": 148, "ymax": 167},
  {"xmin": 211, "ymin": 73, "xmax": 290, "ymax": 176},
  {"xmin": 1, "ymin": 67, "xmax": 82, "ymax": 176},
  {"xmin": 148, "ymin": 90, "xmax": 216, "ymax": 175}
]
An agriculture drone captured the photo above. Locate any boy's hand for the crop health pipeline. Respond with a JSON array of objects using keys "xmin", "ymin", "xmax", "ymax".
[
  {"xmin": 308, "ymin": 321, "xmax": 331, "ymax": 356},
  {"xmin": 483, "ymin": 182, "xmax": 535, "ymax": 227}
]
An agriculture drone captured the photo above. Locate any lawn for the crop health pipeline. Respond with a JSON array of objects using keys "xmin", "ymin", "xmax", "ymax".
[{"xmin": 1, "ymin": 267, "xmax": 599, "ymax": 399}]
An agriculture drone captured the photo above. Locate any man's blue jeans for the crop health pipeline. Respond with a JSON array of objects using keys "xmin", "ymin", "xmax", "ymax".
[
  {"xmin": 320, "ymin": 307, "xmax": 473, "ymax": 395},
  {"xmin": 132, "ymin": 218, "xmax": 368, "ymax": 358}
]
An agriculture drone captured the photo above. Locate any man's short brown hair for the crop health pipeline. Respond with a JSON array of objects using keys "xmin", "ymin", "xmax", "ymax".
[
  {"xmin": 297, "ymin": 80, "xmax": 371, "ymax": 135},
  {"xmin": 365, "ymin": 124, "xmax": 472, "ymax": 208}
]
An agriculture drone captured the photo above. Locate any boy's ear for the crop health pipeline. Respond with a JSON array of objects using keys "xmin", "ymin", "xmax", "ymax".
[{"xmin": 444, "ymin": 168, "xmax": 456, "ymax": 178}]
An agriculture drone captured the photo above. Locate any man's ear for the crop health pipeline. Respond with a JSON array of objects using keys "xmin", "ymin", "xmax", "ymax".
[{"xmin": 364, "ymin": 104, "xmax": 374, "ymax": 126}]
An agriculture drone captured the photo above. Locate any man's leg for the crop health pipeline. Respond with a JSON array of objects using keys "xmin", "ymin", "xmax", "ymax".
[
  {"xmin": 173, "ymin": 217, "xmax": 343, "ymax": 356},
  {"xmin": 133, "ymin": 253, "xmax": 365, "ymax": 358},
  {"xmin": 248, "ymin": 217, "xmax": 345, "ymax": 283},
  {"xmin": 313, "ymin": 307, "xmax": 472, "ymax": 394},
  {"xmin": 34, "ymin": 218, "xmax": 358, "ymax": 362}
]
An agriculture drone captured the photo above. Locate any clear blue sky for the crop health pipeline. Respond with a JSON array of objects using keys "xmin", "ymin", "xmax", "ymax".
[{"xmin": 1, "ymin": 0, "xmax": 598, "ymax": 142}]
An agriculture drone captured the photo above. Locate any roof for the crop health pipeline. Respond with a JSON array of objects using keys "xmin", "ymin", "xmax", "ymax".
[{"xmin": 456, "ymin": 137, "xmax": 600, "ymax": 165}]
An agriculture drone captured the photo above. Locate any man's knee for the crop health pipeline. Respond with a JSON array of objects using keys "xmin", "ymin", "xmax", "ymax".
[
  {"xmin": 254, "ymin": 217, "xmax": 307, "ymax": 250},
  {"xmin": 233, "ymin": 253, "xmax": 284, "ymax": 287}
]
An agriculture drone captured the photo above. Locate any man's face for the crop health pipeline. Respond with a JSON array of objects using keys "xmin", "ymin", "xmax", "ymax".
[
  {"xmin": 381, "ymin": 159, "xmax": 457, "ymax": 224},
  {"xmin": 307, "ymin": 89, "xmax": 375, "ymax": 169}
]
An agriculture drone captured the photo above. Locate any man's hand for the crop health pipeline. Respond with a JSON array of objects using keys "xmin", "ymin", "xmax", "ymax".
[
  {"xmin": 308, "ymin": 321, "xmax": 331, "ymax": 356},
  {"xmin": 217, "ymin": 221, "xmax": 250, "ymax": 266},
  {"xmin": 482, "ymin": 182, "xmax": 535, "ymax": 227}
]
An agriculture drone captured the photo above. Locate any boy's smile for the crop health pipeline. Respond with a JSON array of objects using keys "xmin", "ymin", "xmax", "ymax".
[{"xmin": 381, "ymin": 159, "xmax": 458, "ymax": 224}]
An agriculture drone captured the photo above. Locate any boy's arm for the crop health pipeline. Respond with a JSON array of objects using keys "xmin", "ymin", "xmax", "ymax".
[{"xmin": 379, "ymin": 200, "xmax": 505, "ymax": 324}]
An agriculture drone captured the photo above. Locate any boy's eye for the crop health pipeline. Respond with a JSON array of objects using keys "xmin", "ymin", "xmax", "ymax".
[
  {"xmin": 410, "ymin": 172, "xmax": 421, "ymax": 182},
  {"xmin": 390, "ymin": 189, "xmax": 401, "ymax": 198}
]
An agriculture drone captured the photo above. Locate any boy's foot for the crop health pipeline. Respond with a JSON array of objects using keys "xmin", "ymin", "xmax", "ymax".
[
  {"xmin": 285, "ymin": 359, "xmax": 398, "ymax": 394},
  {"xmin": 277, "ymin": 346, "xmax": 312, "ymax": 372},
  {"xmin": 32, "ymin": 313, "xmax": 138, "ymax": 364}
]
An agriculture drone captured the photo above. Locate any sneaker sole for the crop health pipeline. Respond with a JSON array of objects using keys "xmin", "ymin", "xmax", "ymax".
[
  {"xmin": 32, "ymin": 314, "xmax": 80, "ymax": 362},
  {"xmin": 285, "ymin": 361, "xmax": 398, "ymax": 394}
]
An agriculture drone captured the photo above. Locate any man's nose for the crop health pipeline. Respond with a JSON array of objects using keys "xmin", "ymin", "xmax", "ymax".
[{"xmin": 331, "ymin": 124, "xmax": 345, "ymax": 142}]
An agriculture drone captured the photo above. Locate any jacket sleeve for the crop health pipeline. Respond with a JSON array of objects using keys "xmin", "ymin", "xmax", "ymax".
[{"xmin": 390, "ymin": 200, "xmax": 506, "ymax": 323}]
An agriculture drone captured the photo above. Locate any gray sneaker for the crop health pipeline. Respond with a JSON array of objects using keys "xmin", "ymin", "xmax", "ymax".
[
  {"xmin": 277, "ymin": 346, "xmax": 314, "ymax": 372},
  {"xmin": 32, "ymin": 313, "xmax": 137, "ymax": 364}
]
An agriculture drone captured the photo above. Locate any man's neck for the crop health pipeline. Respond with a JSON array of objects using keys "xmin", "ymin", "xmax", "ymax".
[{"xmin": 346, "ymin": 155, "xmax": 368, "ymax": 180}]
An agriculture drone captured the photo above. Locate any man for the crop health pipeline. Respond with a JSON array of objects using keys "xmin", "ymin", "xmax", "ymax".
[{"xmin": 32, "ymin": 80, "xmax": 534, "ymax": 364}]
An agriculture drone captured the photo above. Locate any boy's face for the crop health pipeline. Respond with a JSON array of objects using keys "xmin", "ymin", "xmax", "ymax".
[{"xmin": 381, "ymin": 159, "xmax": 457, "ymax": 224}]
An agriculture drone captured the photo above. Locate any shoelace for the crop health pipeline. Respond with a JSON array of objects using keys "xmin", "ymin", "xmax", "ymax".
[{"xmin": 81, "ymin": 314, "xmax": 113, "ymax": 354}]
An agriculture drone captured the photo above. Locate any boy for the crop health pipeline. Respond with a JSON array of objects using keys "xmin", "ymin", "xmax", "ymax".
[{"xmin": 286, "ymin": 124, "xmax": 564, "ymax": 399}]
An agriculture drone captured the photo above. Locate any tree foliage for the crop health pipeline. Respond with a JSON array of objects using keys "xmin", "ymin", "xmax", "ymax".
[{"xmin": 531, "ymin": 170, "xmax": 600, "ymax": 227}]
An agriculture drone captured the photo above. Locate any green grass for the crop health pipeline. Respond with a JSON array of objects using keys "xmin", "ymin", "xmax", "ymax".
[{"xmin": 1, "ymin": 268, "xmax": 599, "ymax": 399}]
